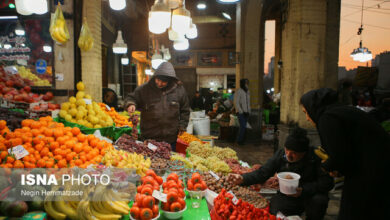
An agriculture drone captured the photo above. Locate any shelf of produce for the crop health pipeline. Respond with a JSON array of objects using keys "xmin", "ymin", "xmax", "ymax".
[{"xmin": 122, "ymin": 196, "xmax": 211, "ymax": 220}]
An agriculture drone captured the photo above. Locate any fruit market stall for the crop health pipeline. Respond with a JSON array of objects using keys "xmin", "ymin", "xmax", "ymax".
[{"xmin": 0, "ymin": 102, "xmax": 281, "ymax": 220}]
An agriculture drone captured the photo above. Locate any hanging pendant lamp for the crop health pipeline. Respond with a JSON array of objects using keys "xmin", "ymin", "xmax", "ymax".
[
  {"xmin": 151, "ymin": 50, "xmax": 164, "ymax": 69},
  {"xmin": 109, "ymin": 0, "xmax": 126, "ymax": 11},
  {"xmin": 185, "ymin": 21, "xmax": 197, "ymax": 39},
  {"xmin": 172, "ymin": 0, "xmax": 191, "ymax": 34},
  {"xmin": 173, "ymin": 35, "xmax": 189, "ymax": 50},
  {"xmin": 15, "ymin": 21, "xmax": 25, "ymax": 36},
  {"xmin": 149, "ymin": 0, "xmax": 171, "ymax": 34},
  {"xmin": 113, "ymin": 31, "xmax": 127, "ymax": 54},
  {"xmin": 167, "ymin": 0, "xmax": 180, "ymax": 9}
]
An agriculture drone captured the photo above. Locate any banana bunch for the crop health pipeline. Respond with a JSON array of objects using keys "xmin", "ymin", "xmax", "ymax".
[
  {"xmin": 102, "ymin": 149, "xmax": 151, "ymax": 176},
  {"xmin": 86, "ymin": 185, "xmax": 130, "ymax": 220},
  {"xmin": 314, "ymin": 146, "xmax": 329, "ymax": 161},
  {"xmin": 44, "ymin": 186, "xmax": 77, "ymax": 220},
  {"xmin": 50, "ymin": 4, "xmax": 70, "ymax": 44},
  {"xmin": 78, "ymin": 17, "xmax": 94, "ymax": 51}
]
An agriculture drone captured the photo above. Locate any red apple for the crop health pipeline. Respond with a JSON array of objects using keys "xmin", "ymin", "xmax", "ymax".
[
  {"xmin": 5, "ymin": 80, "xmax": 13, "ymax": 87},
  {"xmin": 4, "ymin": 94, "xmax": 13, "ymax": 100},
  {"xmin": 14, "ymin": 95, "xmax": 23, "ymax": 102},
  {"xmin": 23, "ymin": 86, "xmax": 31, "ymax": 93}
]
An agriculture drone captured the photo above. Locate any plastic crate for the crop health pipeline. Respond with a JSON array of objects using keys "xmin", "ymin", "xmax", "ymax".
[{"xmin": 176, "ymin": 138, "xmax": 188, "ymax": 155}]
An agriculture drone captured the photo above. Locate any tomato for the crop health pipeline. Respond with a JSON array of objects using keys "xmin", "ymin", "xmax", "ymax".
[
  {"xmin": 177, "ymin": 198, "xmax": 186, "ymax": 208},
  {"xmin": 141, "ymin": 187, "xmax": 153, "ymax": 196},
  {"xmin": 142, "ymin": 195, "xmax": 155, "ymax": 209},
  {"xmin": 143, "ymin": 176, "xmax": 155, "ymax": 185},
  {"xmin": 137, "ymin": 185, "xmax": 143, "ymax": 193},
  {"xmin": 162, "ymin": 182, "xmax": 168, "ymax": 189},
  {"xmin": 194, "ymin": 183, "xmax": 203, "ymax": 191},
  {"xmin": 168, "ymin": 182, "xmax": 178, "ymax": 189},
  {"xmin": 152, "ymin": 204, "xmax": 159, "ymax": 216},
  {"xmin": 130, "ymin": 206, "xmax": 140, "ymax": 219},
  {"xmin": 167, "ymin": 173, "xmax": 178, "ymax": 182},
  {"xmin": 187, "ymin": 180, "xmax": 194, "ymax": 190},
  {"xmin": 156, "ymin": 176, "xmax": 163, "ymax": 185},
  {"xmin": 162, "ymin": 202, "xmax": 171, "ymax": 211},
  {"xmin": 167, "ymin": 191, "xmax": 178, "ymax": 203},
  {"xmin": 146, "ymin": 169, "xmax": 157, "ymax": 178},
  {"xmin": 170, "ymin": 202, "xmax": 182, "ymax": 212},
  {"xmin": 191, "ymin": 173, "xmax": 201, "ymax": 183},
  {"xmin": 140, "ymin": 208, "xmax": 153, "ymax": 220},
  {"xmin": 200, "ymin": 181, "xmax": 207, "ymax": 190},
  {"xmin": 177, "ymin": 180, "xmax": 184, "ymax": 188},
  {"xmin": 136, "ymin": 194, "xmax": 145, "ymax": 204},
  {"xmin": 133, "ymin": 202, "xmax": 138, "ymax": 207},
  {"xmin": 168, "ymin": 188, "xmax": 178, "ymax": 194},
  {"xmin": 178, "ymin": 188, "xmax": 185, "ymax": 198}
]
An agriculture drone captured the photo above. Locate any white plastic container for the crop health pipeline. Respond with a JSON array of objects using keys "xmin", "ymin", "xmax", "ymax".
[
  {"xmin": 192, "ymin": 117, "xmax": 210, "ymax": 136},
  {"xmin": 162, "ymin": 204, "xmax": 187, "ymax": 219},
  {"xmin": 277, "ymin": 172, "xmax": 301, "ymax": 195},
  {"xmin": 186, "ymin": 122, "xmax": 193, "ymax": 134}
]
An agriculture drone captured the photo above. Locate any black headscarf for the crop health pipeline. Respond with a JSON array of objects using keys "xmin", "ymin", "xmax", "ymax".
[
  {"xmin": 285, "ymin": 126, "xmax": 310, "ymax": 152},
  {"xmin": 300, "ymin": 88, "xmax": 339, "ymax": 124},
  {"xmin": 240, "ymin": 79, "xmax": 249, "ymax": 92}
]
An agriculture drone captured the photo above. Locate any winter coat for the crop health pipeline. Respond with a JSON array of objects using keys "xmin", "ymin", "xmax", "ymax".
[
  {"xmin": 242, "ymin": 149, "xmax": 334, "ymax": 198},
  {"xmin": 124, "ymin": 63, "xmax": 190, "ymax": 143},
  {"xmin": 234, "ymin": 88, "xmax": 251, "ymax": 114},
  {"xmin": 300, "ymin": 88, "xmax": 390, "ymax": 220}
]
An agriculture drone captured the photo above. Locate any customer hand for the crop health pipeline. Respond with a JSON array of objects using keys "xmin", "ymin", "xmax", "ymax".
[
  {"xmin": 127, "ymin": 105, "xmax": 136, "ymax": 114},
  {"xmin": 287, "ymin": 187, "xmax": 302, "ymax": 198},
  {"xmin": 228, "ymin": 174, "xmax": 243, "ymax": 185}
]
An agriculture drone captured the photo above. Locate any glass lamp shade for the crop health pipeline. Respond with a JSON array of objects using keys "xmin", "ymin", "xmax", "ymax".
[
  {"xmin": 148, "ymin": 0, "xmax": 171, "ymax": 34},
  {"xmin": 168, "ymin": 28, "xmax": 181, "ymax": 41},
  {"xmin": 173, "ymin": 38, "xmax": 189, "ymax": 50},
  {"xmin": 113, "ymin": 31, "xmax": 127, "ymax": 54},
  {"xmin": 145, "ymin": 69, "xmax": 153, "ymax": 75},
  {"xmin": 121, "ymin": 57, "xmax": 129, "ymax": 65},
  {"xmin": 15, "ymin": 27, "xmax": 25, "ymax": 36},
  {"xmin": 350, "ymin": 47, "xmax": 372, "ymax": 63},
  {"xmin": 218, "ymin": 0, "xmax": 240, "ymax": 3},
  {"xmin": 109, "ymin": 0, "xmax": 126, "ymax": 11},
  {"xmin": 15, "ymin": 0, "xmax": 32, "ymax": 15},
  {"xmin": 152, "ymin": 53, "xmax": 164, "ymax": 69},
  {"xmin": 168, "ymin": 0, "xmax": 180, "ymax": 9},
  {"xmin": 172, "ymin": 6, "xmax": 191, "ymax": 34},
  {"xmin": 186, "ymin": 23, "xmax": 197, "ymax": 39}
]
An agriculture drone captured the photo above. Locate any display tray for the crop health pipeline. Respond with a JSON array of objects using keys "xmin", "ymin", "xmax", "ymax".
[{"xmin": 122, "ymin": 195, "xmax": 211, "ymax": 220}]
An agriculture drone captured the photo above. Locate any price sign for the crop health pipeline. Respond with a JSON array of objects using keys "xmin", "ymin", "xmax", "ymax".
[
  {"xmin": 83, "ymin": 99, "xmax": 92, "ymax": 105},
  {"xmin": 152, "ymin": 190, "xmax": 167, "ymax": 203},
  {"xmin": 136, "ymin": 140, "xmax": 143, "ymax": 145},
  {"xmin": 147, "ymin": 143, "xmax": 158, "ymax": 151},
  {"xmin": 8, "ymin": 145, "xmax": 29, "ymax": 160},
  {"xmin": 105, "ymin": 105, "xmax": 111, "ymax": 111},
  {"xmin": 228, "ymin": 190, "xmax": 238, "ymax": 205},
  {"xmin": 209, "ymin": 171, "xmax": 220, "ymax": 180}
]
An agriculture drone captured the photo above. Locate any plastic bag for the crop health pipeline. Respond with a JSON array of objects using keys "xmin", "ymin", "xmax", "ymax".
[
  {"xmin": 50, "ymin": 3, "xmax": 70, "ymax": 44},
  {"xmin": 78, "ymin": 17, "xmax": 94, "ymax": 51}
]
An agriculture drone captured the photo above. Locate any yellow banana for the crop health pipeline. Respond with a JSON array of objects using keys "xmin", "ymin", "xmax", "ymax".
[
  {"xmin": 53, "ymin": 200, "xmax": 78, "ymax": 220},
  {"xmin": 315, "ymin": 147, "xmax": 329, "ymax": 160},
  {"xmin": 101, "ymin": 200, "xmax": 129, "ymax": 215},
  {"xmin": 89, "ymin": 204, "xmax": 122, "ymax": 220},
  {"xmin": 52, "ymin": 27, "xmax": 67, "ymax": 44},
  {"xmin": 77, "ymin": 200, "xmax": 94, "ymax": 220},
  {"xmin": 44, "ymin": 200, "xmax": 67, "ymax": 220}
]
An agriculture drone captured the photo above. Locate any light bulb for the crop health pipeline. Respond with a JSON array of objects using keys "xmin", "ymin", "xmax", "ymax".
[
  {"xmin": 4, "ymin": 44, "xmax": 12, "ymax": 49},
  {"xmin": 152, "ymin": 53, "xmax": 164, "ymax": 69},
  {"xmin": 33, "ymin": 0, "xmax": 48, "ymax": 15},
  {"xmin": 222, "ymin": 12, "xmax": 231, "ymax": 20},
  {"xmin": 185, "ymin": 23, "xmax": 197, "ymax": 39},
  {"xmin": 113, "ymin": 31, "xmax": 127, "ymax": 54},
  {"xmin": 15, "ymin": 0, "xmax": 32, "ymax": 15},
  {"xmin": 43, "ymin": 45, "xmax": 52, "ymax": 52},
  {"xmin": 173, "ymin": 38, "xmax": 189, "ymax": 50},
  {"xmin": 148, "ymin": 0, "xmax": 171, "ymax": 34},
  {"xmin": 109, "ymin": 0, "xmax": 126, "ymax": 11},
  {"xmin": 197, "ymin": 2, "xmax": 206, "ymax": 9},
  {"xmin": 121, "ymin": 57, "xmax": 129, "ymax": 65},
  {"xmin": 172, "ymin": 5, "xmax": 191, "ymax": 34}
]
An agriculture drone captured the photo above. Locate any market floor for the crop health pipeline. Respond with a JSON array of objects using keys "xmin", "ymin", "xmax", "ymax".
[{"xmin": 215, "ymin": 139, "xmax": 341, "ymax": 220}]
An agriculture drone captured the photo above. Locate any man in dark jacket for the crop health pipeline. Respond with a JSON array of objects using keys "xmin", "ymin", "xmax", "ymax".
[
  {"xmin": 229, "ymin": 127, "xmax": 334, "ymax": 219},
  {"xmin": 124, "ymin": 62, "xmax": 190, "ymax": 151},
  {"xmin": 300, "ymin": 88, "xmax": 390, "ymax": 220},
  {"xmin": 191, "ymin": 91, "xmax": 204, "ymax": 110}
]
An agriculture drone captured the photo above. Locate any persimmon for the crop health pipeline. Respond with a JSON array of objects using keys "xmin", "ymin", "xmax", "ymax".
[
  {"xmin": 0, "ymin": 120, "xmax": 7, "ymax": 129},
  {"xmin": 0, "ymin": 151, "xmax": 8, "ymax": 159}
]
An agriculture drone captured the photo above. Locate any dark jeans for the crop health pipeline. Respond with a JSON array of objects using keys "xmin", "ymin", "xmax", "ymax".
[
  {"xmin": 237, "ymin": 113, "xmax": 248, "ymax": 144},
  {"xmin": 170, "ymin": 142, "xmax": 176, "ymax": 152},
  {"xmin": 269, "ymin": 192, "xmax": 329, "ymax": 220}
]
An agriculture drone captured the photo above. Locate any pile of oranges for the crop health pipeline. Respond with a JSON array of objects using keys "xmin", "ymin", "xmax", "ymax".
[
  {"xmin": 0, "ymin": 116, "xmax": 113, "ymax": 169},
  {"xmin": 98, "ymin": 103, "xmax": 133, "ymax": 127}
]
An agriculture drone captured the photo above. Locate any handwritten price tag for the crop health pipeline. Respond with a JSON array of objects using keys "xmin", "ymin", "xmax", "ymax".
[
  {"xmin": 8, "ymin": 145, "xmax": 29, "ymax": 160},
  {"xmin": 228, "ymin": 190, "xmax": 239, "ymax": 205},
  {"xmin": 152, "ymin": 190, "xmax": 167, "ymax": 203},
  {"xmin": 209, "ymin": 171, "xmax": 220, "ymax": 180},
  {"xmin": 147, "ymin": 143, "xmax": 158, "ymax": 151},
  {"xmin": 83, "ymin": 99, "xmax": 92, "ymax": 105},
  {"xmin": 105, "ymin": 105, "xmax": 111, "ymax": 111}
]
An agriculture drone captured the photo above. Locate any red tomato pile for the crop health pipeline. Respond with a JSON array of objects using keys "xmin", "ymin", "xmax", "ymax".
[
  {"xmin": 214, "ymin": 189, "xmax": 279, "ymax": 220},
  {"xmin": 161, "ymin": 173, "xmax": 186, "ymax": 212},
  {"xmin": 187, "ymin": 172, "xmax": 207, "ymax": 191},
  {"xmin": 131, "ymin": 170, "xmax": 162, "ymax": 220}
]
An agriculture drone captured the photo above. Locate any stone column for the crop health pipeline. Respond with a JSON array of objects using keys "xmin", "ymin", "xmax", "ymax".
[
  {"xmin": 278, "ymin": 0, "xmax": 340, "ymax": 148},
  {"xmin": 81, "ymin": 0, "xmax": 102, "ymax": 101},
  {"xmin": 273, "ymin": 18, "xmax": 282, "ymax": 94},
  {"xmin": 280, "ymin": 0, "xmax": 339, "ymax": 128}
]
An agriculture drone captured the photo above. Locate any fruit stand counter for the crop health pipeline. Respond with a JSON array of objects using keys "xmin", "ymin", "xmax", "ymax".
[{"xmin": 122, "ymin": 197, "xmax": 211, "ymax": 220}]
